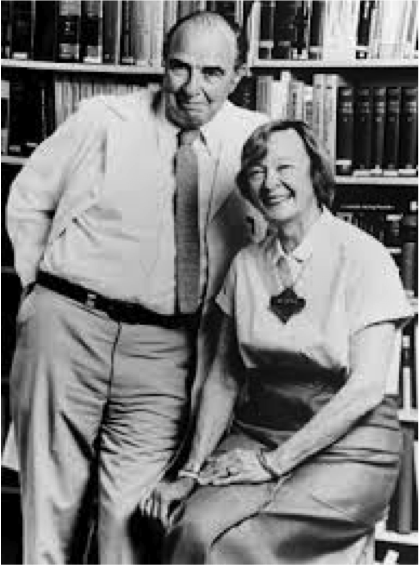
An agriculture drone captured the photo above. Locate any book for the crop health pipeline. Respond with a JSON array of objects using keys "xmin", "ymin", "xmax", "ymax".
[
  {"xmin": 10, "ymin": 0, "xmax": 35, "ymax": 60},
  {"xmin": 292, "ymin": 1, "xmax": 311, "ymax": 60},
  {"xmin": 258, "ymin": 1, "xmax": 276, "ymax": 60},
  {"xmin": 273, "ymin": 1, "xmax": 298, "ymax": 60},
  {"xmin": 81, "ymin": 1, "xmax": 103, "ymax": 64},
  {"xmin": 7, "ymin": 77, "xmax": 27, "ymax": 156},
  {"xmin": 57, "ymin": 0, "xmax": 82, "ymax": 62},
  {"xmin": 102, "ymin": 0, "xmax": 122, "ymax": 64},
  {"xmin": 149, "ymin": 0, "xmax": 165, "ymax": 68},
  {"xmin": 322, "ymin": 0, "xmax": 360, "ymax": 60},
  {"xmin": 229, "ymin": 76, "xmax": 257, "ymax": 110},
  {"xmin": 132, "ymin": 0, "xmax": 152, "ymax": 67},
  {"xmin": 308, "ymin": 0, "xmax": 325, "ymax": 59},
  {"xmin": 356, "ymin": 0, "xmax": 376, "ymax": 59},
  {"xmin": 336, "ymin": 86, "xmax": 355, "ymax": 175},
  {"xmin": 400, "ymin": 334, "xmax": 413, "ymax": 410},
  {"xmin": 1, "ymin": 0, "xmax": 13, "ymax": 58},
  {"xmin": 163, "ymin": 0, "xmax": 178, "ymax": 37},
  {"xmin": 398, "ymin": 86, "xmax": 418, "ymax": 176},
  {"xmin": 33, "ymin": 1, "xmax": 58, "ymax": 61},
  {"xmin": 312, "ymin": 73, "xmax": 326, "ymax": 147},
  {"xmin": 323, "ymin": 74, "xmax": 348, "ymax": 166},
  {"xmin": 120, "ymin": 0, "xmax": 134, "ymax": 64},
  {"xmin": 400, "ymin": 201, "xmax": 418, "ymax": 297},
  {"xmin": 1, "ymin": 78, "xmax": 10, "ymax": 155},
  {"xmin": 370, "ymin": 86, "xmax": 386, "ymax": 175},
  {"xmin": 383, "ymin": 86, "xmax": 402, "ymax": 176},
  {"xmin": 353, "ymin": 86, "xmax": 373, "ymax": 175}
]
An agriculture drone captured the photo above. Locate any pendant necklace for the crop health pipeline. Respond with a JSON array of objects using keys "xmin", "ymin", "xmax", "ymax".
[{"xmin": 268, "ymin": 253, "xmax": 308, "ymax": 324}]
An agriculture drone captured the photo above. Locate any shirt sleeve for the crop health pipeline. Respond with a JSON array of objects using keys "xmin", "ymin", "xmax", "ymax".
[
  {"xmin": 346, "ymin": 238, "xmax": 413, "ymax": 335},
  {"xmin": 216, "ymin": 253, "xmax": 240, "ymax": 318}
]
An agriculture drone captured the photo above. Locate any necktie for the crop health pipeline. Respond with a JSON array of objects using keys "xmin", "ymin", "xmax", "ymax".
[
  {"xmin": 270, "ymin": 255, "xmax": 306, "ymax": 323},
  {"xmin": 175, "ymin": 129, "xmax": 200, "ymax": 314}
]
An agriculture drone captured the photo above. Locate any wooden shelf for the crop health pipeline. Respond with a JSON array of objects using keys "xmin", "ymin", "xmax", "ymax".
[
  {"xmin": 1, "ymin": 155, "xmax": 26, "ymax": 166},
  {"xmin": 376, "ymin": 528, "xmax": 419, "ymax": 547},
  {"xmin": 335, "ymin": 176, "xmax": 417, "ymax": 187},
  {"xmin": 1, "ymin": 58, "xmax": 164, "ymax": 75},
  {"xmin": 252, "ymin": 58, "xmax": 418, "ymax": 70},
  {"xmin": 398, "ymin": 409, "xmax": 418, "ymax": 424}
]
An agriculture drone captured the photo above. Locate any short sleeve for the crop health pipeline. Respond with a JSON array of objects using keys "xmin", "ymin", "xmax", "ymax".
[
  {"xmin": 346, "ymin": 240, "xmax": 413, "ymax": 334},
  {"xmin": 216, "ymin": 254, "xmax": 239, "ymax": 317}
]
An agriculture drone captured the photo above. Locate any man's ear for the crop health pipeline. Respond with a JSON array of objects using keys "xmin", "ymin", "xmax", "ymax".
[{"xmin": 229, "ymin": 65, "xmax": 247, "ymax": 93}]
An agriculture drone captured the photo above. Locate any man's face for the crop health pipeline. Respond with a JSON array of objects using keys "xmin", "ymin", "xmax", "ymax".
[{"xmin": 163, "ymin": 21, "xmax": 243, "ymax": 129}]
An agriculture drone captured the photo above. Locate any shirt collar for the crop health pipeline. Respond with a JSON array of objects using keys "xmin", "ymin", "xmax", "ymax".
[
  {"xmin": 155, "ymin": 89, "xmax": 228, "ymax": 157},
  {"xmin": 265, "ymin": 208, "xmax": 333, "ymax": 264}
]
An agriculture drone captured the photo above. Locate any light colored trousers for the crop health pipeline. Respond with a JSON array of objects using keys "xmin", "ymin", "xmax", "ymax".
[{"xmin": 10, "ymin": 286, "xmax": 193, "ymax": 564}]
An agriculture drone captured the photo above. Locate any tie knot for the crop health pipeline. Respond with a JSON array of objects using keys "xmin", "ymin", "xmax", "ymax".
[{"xmin": 178, "ymin": 129, "xmax": 200, "ymax": 146}]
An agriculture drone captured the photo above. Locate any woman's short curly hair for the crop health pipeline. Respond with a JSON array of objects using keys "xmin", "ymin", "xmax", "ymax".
[{"xmin": 236, "ymin": 120, "xmax": 335, "ymax": 210}]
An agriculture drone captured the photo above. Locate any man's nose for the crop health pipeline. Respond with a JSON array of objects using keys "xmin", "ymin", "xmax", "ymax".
[
  {"xmin": 183, "ymin": 69, "xmax": 202, "ymax": 95},
  {"xmin": 265, "ymin": 168, "xmax": 280, "ymax": 189}
]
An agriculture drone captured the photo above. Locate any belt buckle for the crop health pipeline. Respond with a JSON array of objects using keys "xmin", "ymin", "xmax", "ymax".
[{"xmin": 85, "ymin": 292, "xmax": 98, "ymax": 309}]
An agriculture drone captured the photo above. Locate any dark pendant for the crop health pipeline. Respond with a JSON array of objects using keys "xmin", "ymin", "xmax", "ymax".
[{"xmin": 270, "ymin": 288, "xmax": 306, "ymax": 323}]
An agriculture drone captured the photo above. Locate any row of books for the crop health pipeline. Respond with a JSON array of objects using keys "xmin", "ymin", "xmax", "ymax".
[
  {"xmin": 1, "ymin": 0, "xmax": 252, "ymax": 66},
  {"xmin": 336, "ymin": 201, "xmax": 418, "ymax": 298},
  {"xmin": 1, "ymin": 76, "xmax": 162, "ymax": 157},
  {"xmin": 250, "ymin": 0, "xmax": 418, "ymax": 61},
  {"xmin": 253, "ymin": 73, "xmax": 418, "ymax": 177}
]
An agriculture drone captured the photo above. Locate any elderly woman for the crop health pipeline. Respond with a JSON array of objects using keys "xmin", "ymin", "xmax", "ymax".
[{"xmin": 140, "ymin": 120, "xmax": 412, "ymax": 564}]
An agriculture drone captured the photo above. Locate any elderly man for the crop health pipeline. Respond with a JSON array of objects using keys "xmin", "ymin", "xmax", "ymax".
[{"xmin": 6, "ymin": 10, "xmax": 267, "ymax": 564}]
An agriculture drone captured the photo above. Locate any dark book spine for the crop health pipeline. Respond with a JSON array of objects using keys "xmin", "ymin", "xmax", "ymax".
[
  {"xmin": 120, "ymin": 0, "xmax": 134, "ymax": 65},
  {"xmin": 398, "ymin": 86, "xmax": 418, "ymax": 175},
  {"xmin": 103, "ymin": 0, "xmax": 120, "ymax": 64},
  {"xmin": 11, "ymin": 0, "xmax": 35, "ymax": 60},
  {"xmin": 1, "ymin": 0, "xmax": 13, "ymax": 58},
  {"xmin": 292, "ymin": 1, "xmax": 310, "ymax": 60},
  {"xmin": 354, "ymin": 86, "xmax": 373, "ymax": 173},
  {"xmin": 336, "ymin": 86, "xmax": 354, "ymax": 175},
  {"xmin": 400, "ymin": 203, "xmax": 418, "ymax": 297},
  {"xmin": 229, "ymin": 76, "xmax": 257, "ymax": 110},
  {"xmin": 383, "ymin": 86, "xmax": 402, "ymax": 175},
  {"xmin": 273, "ymin": 1, "xmax": 298, "ymax": 60},
  {"xmin": 33, "ymin": 1, "xmax": 58, "ymax": 61},
  {"xmin": 258, "ymin": 1, "xmax": 276, "ymax": 59},
  {"xmin": 57, "ymin": 0, "xmax": 81, "ymax": 62},
  {"xmin": 308, "ymin": 0, "xmax": 325, "ymax": 60},
  {"xmin": 81, "ymin": 1, "xmax": 103, "ymax": 64},
  {"xmin": 1, "ymin": 79, "xmax": 10, "ymax": 155},
  {"xmin": 371, "ymin": 86, "xmax": 386, "ymax": 174},
  {"xmin": 8, "ymin": 78, "xmax": 27, "ymax": 156},
  {"xmin": 212, "ymin": 2, "xmax": 238, "ymax": 25},
  {"xmin": 356, "ymin": 0, "xmax": 376, "ymax": 59}
]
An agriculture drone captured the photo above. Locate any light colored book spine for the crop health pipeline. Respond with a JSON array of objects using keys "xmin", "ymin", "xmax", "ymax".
[
  {"xmin": 1, "ymin": 78, "xmax": 10, "ymax": 155},
  {"xmin": 312, "ymin": 73, "xmax": 326, "ymax": 147},
  {"xmin": 132, "ymin": 0, "xmax": 152, "ymax": 66},
  {"xmin": 163, "ymin": 0, "xmax": 178, "ymax": 37},
  {"xmin": 150, "ymin": 0, "xmax": 165, "ymax": 67}
]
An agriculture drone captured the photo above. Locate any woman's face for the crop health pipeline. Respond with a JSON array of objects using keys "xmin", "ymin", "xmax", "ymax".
[{"xmin": 245, "ymin": 129, "xmax": 320, "ymax": 229}]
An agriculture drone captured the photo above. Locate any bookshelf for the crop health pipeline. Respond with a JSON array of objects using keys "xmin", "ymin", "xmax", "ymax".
[{"xmin": 1, "ymin": 1, "xmax": 418, "ymax": 564}]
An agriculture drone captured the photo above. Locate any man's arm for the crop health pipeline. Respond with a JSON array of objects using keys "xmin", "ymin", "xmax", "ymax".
[{"xmin": 6, "ymin": 98, "xmax": 106, "ymax": 287}]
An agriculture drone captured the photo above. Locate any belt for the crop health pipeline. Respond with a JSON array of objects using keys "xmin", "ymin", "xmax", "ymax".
[{"xmin": 36, "ymin": 271, "xmax": 200, "ymax": 329}]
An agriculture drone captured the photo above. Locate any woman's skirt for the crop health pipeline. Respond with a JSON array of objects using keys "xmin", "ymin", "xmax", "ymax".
[{"xmin": 165, "ymin": 396, "xmax": 402, "ymax": 564}]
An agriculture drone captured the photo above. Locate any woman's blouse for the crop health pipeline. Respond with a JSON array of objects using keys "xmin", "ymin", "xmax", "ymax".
[{"xmin": 216, "ymin": 209, "xmax": 412, "ymax": 389}]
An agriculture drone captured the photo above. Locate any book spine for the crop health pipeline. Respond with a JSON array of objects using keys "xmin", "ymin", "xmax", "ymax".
[
  {"xmin": 81, "ymin": 0, "xmax": 103, "ymax": 64},
  {"xmin": 1, "ymin": 78, "xmax": 10, "ymax": 155},
  {"xmin": 11, "ymin": 0, "xmax": 35, "ymax": 60},
  {"xmin": 120, "ymin": 0, "xmax": 134, "ymax": 65},
  {"xmin": 383, "ymin": 86, "xmax": 402, "ymax": 176},
  {"xmin": 401, "ymin": 334, "xmax": 413, "ymax": 410},
  {"xmin": 400, "ymin": 202, "xmax": 418, "ymax": 297},
  {"xmin": 103, "ymin": 0, "xmax": 121, "ymax": 65},
  {"xmin": 132, "ymin": 0, "xmax": 152, "ymax": 67},
  {"xmin": 323, "ymin": 74, "xmax": 342, "ymax": 165},
  {"xmin": 149, "ymin": 0, "xmax": 165, "ymax": 68},
  {"xmin": 273, "ymin": 1, "xmax": 298, "ymax": 60},
  {"xmin": 312, "ymin": 73, "xmax": 326, "ymax": 147},
  {"xmin": 308, "ymin": 0, "xmax": 325, "ymax": 60},
  {"xmin": 33, "ymin": 1, "xmax": 58, "ymax": 61},
  {"xmin": 396, "ymin": 426, "xmax": 415, "ymax": 534},
  {"xmin": 398, "ymin": 86, "xmax": 418, "ymax": 175},
  {"xmin": 336, "ymin": 86, "xmax": 355, "ymax": 176},
  {"xmin": 258, "ymin": 1, "xmax": 276, "ymax": 60},
  {"xmin": 57, "ymin": 0, "xmax": 82, "ymax": 62},
  {"xmin": 353, "ymin": 85, "xmax": 373, "ymax": 175},
  {"xmin": 8, "ymin": 78, "xmax": 27, "ymax": 156},
  {"xmin": 356, "ymin": 0, "xmax": 376, "ymax": 59},
  {"xmin": 229, "ymin": 76, "xmax": 257, "ymax": 110},
  {"xmin": 370, "ymin": 86, "xmax": 386, "ymax": 175},
  {"xmin": 1, "ymin": 1, "xmax": 13, "ymax": 58}
]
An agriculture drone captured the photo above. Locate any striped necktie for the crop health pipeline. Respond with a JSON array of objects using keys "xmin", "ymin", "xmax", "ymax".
[{"xmin": 175, "ymin": 129, "xmax": 200, "ymax": 314}]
